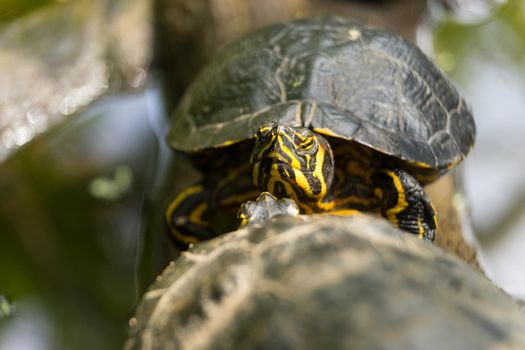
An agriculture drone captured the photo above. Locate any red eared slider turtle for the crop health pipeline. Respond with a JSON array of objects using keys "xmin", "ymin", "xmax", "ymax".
[
  {"xmin": 126, "ymin": 214, "xmax": 525, "ymax": 350},
  {"xmin": 166, "ymin": 15, "xmax": 475, "ymax": 247}
]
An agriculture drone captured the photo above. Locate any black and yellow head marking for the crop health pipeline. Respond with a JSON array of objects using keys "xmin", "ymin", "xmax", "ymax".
[{"xmin": 250, "ymin": 122, "xmax": 334, "ymax": 212}]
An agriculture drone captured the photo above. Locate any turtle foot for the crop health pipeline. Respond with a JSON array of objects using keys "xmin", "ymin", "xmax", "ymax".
[{"xmin": 238, "ymin": 192, "xmax": 299, "ymax": 227}]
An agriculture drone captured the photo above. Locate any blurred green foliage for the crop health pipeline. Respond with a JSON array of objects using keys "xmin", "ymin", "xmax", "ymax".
[
  {"xmin": 0, "ymin": 296, "xmax": 15, "ymax": 319},
  {"xmin": 0, "ymin": 91, "xmax": 173, "ymax": 349},
  {"xmin": 434, "ymin": 0, "xmax": 525, "ymax": 80},
  {"xmin": 0, "ymin": 0, "xmax": 54, "ymax": 22}
]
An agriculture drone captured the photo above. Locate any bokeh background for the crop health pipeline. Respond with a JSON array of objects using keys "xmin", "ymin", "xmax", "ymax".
[{"xmin": 0, "ymin": 0, "xmax": 524, "ymax": 349}]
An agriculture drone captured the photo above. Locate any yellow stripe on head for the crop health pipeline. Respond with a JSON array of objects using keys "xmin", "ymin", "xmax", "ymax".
[
  {"xmin": 313, "ymin": 140, "xmax": 327, "ymax": 198},
  {"xmin": 252, "ymin": 161, "xmax": 260, "ymax": 187},
  {"xmin": 277, "ymin": 134, "xmax": 301, "ymax": 169},
  {"xmin": 250, "ymin": 123, "xmax": 335, "ymax": 213}
]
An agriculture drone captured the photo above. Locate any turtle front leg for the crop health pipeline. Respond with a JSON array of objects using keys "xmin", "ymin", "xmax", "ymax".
[
  {"xmin": 371, "ymin": 169, "xmax": 436, "ymax": 241},
  {"xmin": 166, "ymin": 167, "xmax": 258, "ymax": 248},
  {"xmin": 166, "ymin": 185, "xmax": 216, "ymax": 248}
]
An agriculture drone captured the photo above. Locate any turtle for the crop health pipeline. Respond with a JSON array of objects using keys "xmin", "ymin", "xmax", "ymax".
[
  {"xmin": 125, "ymin": 213, "xmax": 525, "ymax": 350},
  {"xmin": 165, "ymin": 15, "xmax": 475, "ymax": 248}
]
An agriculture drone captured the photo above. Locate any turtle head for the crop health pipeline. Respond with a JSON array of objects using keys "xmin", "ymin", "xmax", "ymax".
[{"xmin": 250, "ymin": 122, "xmax": 334, "ymax": 212}]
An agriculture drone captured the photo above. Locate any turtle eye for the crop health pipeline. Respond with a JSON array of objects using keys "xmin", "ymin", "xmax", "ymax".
[
  {"xmin": 257, "ymin": 127, "xmax": 270, "ymax": 139},
  {"xmin": 257, "ymin": 122, "xmax": 276, "ymax": 139}
]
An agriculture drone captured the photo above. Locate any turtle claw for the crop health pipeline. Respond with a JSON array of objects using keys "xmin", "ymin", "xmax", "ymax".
[{"xmin": 238, "ymin": 192, "xmax": 300, "ymax": 227}]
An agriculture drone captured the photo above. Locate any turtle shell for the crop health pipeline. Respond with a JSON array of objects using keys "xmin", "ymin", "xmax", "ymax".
[{"xmin": 168, "ymin": 15, "xmax": 475, "ymax": 170}]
